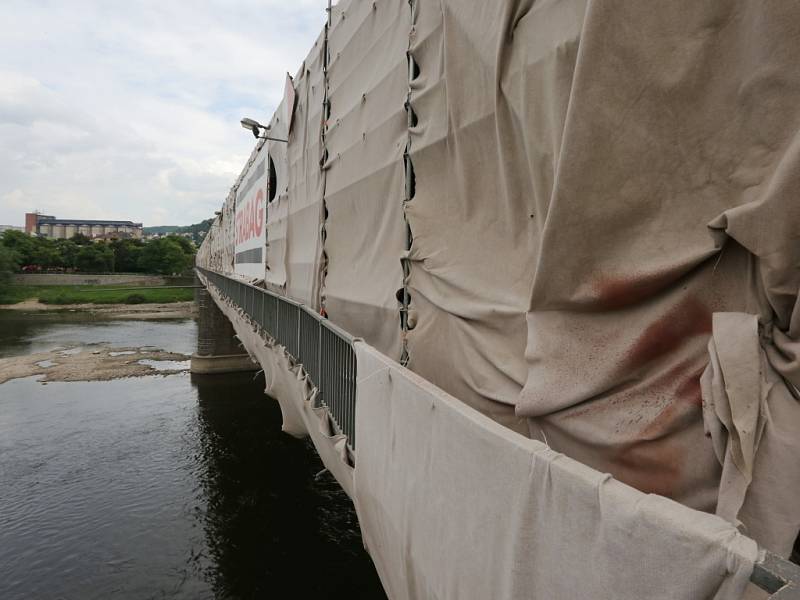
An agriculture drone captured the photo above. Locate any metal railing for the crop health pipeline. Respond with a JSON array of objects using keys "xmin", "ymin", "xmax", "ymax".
[
  {"xmin": 753, "ymin": 551, "xmax": 800, "ymax": 600},
  {"xmin": 197, "ymin": 267, "xmax": 357, "ymax": 450}
]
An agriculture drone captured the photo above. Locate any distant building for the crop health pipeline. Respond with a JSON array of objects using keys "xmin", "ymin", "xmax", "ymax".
[
  {"xmin": 24, "ymin": 212, "xmax": 143, "ymax": 240},
  {"xmin": 0, "ymin": 225, "xmax": 24, "ymax": 234}
]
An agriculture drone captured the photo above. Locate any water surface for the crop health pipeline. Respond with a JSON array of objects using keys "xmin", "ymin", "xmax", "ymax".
[
  {"xmin": 0, "ymin": 310, "xmax": 196, "ymax": 357},
  {"xmin": 0, "ymin": 313, "xmax": 384, "ymax": 599}
]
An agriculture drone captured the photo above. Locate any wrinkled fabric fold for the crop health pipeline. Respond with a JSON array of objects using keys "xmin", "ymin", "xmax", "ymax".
[
  {"xmin": 513, "ymin": 0, "xmax": 800, "ymax": 552},
  {"xmin": 700, "ymin": 144, "xmax": 800, "ymax": 553},
  {"xmin": 321, "ymin": 0, "xmax": 409, "ymax": 359}
]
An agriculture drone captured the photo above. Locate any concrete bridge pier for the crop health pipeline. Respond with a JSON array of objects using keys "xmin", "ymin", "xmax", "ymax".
[{"xmin": 190, "ymin": 275, "xmax": 258, "ymax": 375}]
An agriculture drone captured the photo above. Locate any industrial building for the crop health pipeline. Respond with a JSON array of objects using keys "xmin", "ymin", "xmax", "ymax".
[{"xmin": 24, "ymin": 213, "xmax": 143, "ymax": 240}]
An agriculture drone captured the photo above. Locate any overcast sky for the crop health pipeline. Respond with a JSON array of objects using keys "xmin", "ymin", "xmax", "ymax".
[{"xmin": 0, "ymin": 1, "xmax": 325, "ymax": 227}]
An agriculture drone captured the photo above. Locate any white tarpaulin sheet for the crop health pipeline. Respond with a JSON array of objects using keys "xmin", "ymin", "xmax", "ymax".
[
  {"xmin": 321, "ymin": 0, "xmax": 409, "ymax": 360},
  {"xmin": 353, "ymin": 342, "xmax": 758, "ymax": 600},
  {"xmin": 404, "ymin": 0, "xmax": 800, "ymax": 555},
  {"xmin": 404, "ymin": 0, "xmax": 579, "ymax": 435},
  {"xmin": 513, "ymin": 1, "xmax": 800, "ymax": 555},
  {"xmin": 285, "ymin": 31, "xmax": 327, "ymax": 310}
]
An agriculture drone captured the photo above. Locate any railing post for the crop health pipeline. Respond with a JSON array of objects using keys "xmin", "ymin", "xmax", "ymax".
[
  {"xmin": 752, "ymin": 552, "xmax": 800, "ymax": 600},
  {"xmin": 317, "ymin": 321, "xmax": 323, "ymax": 408},
  {"xmin": 296, "ymin": 306, "xmax": 301, "ymax": 361},
  {"xmin": 260, "ymin": 290, "xmax": 265, "ymax": 329}
]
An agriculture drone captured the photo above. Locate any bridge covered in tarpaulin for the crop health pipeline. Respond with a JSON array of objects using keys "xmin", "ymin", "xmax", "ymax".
[{"xmin": 196, "ymin": 1, "xmax": 800, "ymax": 597}]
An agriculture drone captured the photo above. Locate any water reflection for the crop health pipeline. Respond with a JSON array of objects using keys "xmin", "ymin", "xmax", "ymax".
[
  {"xmin": 0, "ymin": 374, "xmax": 210, "ymax": 600},
  {"xmin": 0, "ymin": 316, "xmax": 384, "ymax": 599},
  {"xmin": 192, "ymin": 372, "xmax": 385, "ymax": 599},
  {"xmin": 0, "ymin": 310, "xmax": 197, "ymax": 357}
]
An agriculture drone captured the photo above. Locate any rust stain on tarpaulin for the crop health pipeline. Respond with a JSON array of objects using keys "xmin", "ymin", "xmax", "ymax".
[
  {"xmin": 557, "ymin": 296, "xmax": 710, "ymax": 422},
  {"xmin": 614, "ymin": 437, "xmax": 686, "ymax": 499},
  {"xmin": 637, "ymin": 360, "xmax": 705, "ymax": 438},
  {"xmin": 610, "ymin": 360, "xmax": 706, "ymax": 499},
  {"xmin": 560, "ymin": 275, "xmax": 715, "ymax": 499},
  {"xmin": 675, "ymin": 364, "xmax": 705, "ymax": 407},
  {"xmin": 553, "ymin": 357, "xmax": 708, "ymax": 497},
  {"xmin": 623, "ymin": 296, "xmax": 712, "ymax": 370},
  {"xmin": 610, "ymin": 295, "xmax": 712, "ymax": 498},
  {"xmin": 592, "ymin": 272, "xmax": 679, "ymax": 311}
]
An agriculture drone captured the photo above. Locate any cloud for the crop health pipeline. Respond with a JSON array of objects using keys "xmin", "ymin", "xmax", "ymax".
[{"xmin": 0, "ymin": 1, "xmax": 326, "ymax": 226}]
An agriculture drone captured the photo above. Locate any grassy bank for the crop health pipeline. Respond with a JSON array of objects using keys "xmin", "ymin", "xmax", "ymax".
[{"xmin": 0, "ymin": 285, "xmax": 194, "ymax": 306}]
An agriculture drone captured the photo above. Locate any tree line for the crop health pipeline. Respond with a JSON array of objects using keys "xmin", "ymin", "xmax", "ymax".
[{"xmin": 0, "ymin": 230, "xmax": 196, "ymax": 283}]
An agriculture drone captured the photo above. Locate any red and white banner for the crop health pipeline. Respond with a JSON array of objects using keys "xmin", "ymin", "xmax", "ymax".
[{"xmin": 234, "ymin": 151, "xmax": 267, "ymax": 278}]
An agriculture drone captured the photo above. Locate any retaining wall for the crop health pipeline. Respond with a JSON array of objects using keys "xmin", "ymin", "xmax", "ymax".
[{"xmin": 11, "ymin": 274, "xmax": 189, "ymax": 286}]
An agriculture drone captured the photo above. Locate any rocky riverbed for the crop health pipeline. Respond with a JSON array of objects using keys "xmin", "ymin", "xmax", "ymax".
[{"xmin": 0, "ymin": 344, "xmax": 191, "ymax": 384}]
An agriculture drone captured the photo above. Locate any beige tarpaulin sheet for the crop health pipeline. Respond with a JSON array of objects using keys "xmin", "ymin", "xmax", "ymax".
[
  {"xmin": 405, "ymin": 0, "xmax": 800, "ymax": 554},
  {"xmin": 285, "ymin": 31, "xmax": 327, "ymax": 310},
  {"xmin": 516, "ymin": 1, "xmax": 800, "ymax": 555},
  {"xmin": 220, "ymin": 189, "xmax": 235, "ymax": 274},
  {"xmin": 404, "ymin": 0, "xmax": 581, "ymax": 434},
  {"xmin": 196, "ymin": 214, "xmax": 224, "ymax": 273},
  {"xmin": 194, "ymin": 0, "xmax": 800, "ymax": 558},
  {"xmin": 321, "ymin": 0, "xmax": 409, "ymax": 360},
  {"xmin": 354, "ymin": 342, "xmax": 759, "ymax": 600}
]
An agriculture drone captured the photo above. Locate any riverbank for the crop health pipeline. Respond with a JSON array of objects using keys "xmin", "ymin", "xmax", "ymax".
[
  {"xmin": 0, "ymin": 284, "xmax": 195, "ymax": 306},
  {"xmin": 1, "ymin": 299, "xmax": 196, "ymax": 320},
  {"xmin": 10, "ymin": 273, "xmax": 189, "ymax": 286}
]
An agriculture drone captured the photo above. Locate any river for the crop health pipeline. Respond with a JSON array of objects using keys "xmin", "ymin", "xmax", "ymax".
[{"xmin": 0, "ymin": 311, "xmax": 385, "ymax": 599}]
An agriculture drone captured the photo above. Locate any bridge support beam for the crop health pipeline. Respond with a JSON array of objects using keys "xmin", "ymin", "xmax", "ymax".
[{"xmin": 190, "ymin": 275, "xmax": 257, "ymax": 374}]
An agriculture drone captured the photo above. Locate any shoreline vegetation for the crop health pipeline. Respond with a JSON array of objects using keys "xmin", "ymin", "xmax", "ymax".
[
  {"xmin": 0, "ymin": 230, "xmax": 196, "ymax": 277},
  {"xmin": 0, "ymin": 229, "xmax": 198, "ymax": 312},
  {"xmin": 0, "ymin": 284, "xmax": 195, "ymax": 306}
]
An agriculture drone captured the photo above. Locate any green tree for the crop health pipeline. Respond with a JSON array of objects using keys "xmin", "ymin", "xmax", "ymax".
[
  {"xmin": 0, "ymin": 245, "xmax": 20, "ymax": 287},
  {"xmin": 167, "ymin": 234, "xmax": 195, "ymax": 255},
  {"xmin": 137, "ymin": 237, "xmax": 193, "ymax": 275},
  {"xmin": 1, "ymin": 230, "xmax": 37, "ymax": 266},
  {"xmin": 71, "ymin": 233, "xmax": 92, "ymax": 246},
  {"xmin": 75, "ymin": 243, "xmax": 114, "ymax": 273},
  {"xmin": 30, "ymin": 238, "xmax": 61, "ymax": 269},
  {"xmin": 110, "ymin": 238, "xmax": 144, "ymax": 273},
  {"xmin": 55, "ymin": 239, "xmax": 80, "ymax": 270}
]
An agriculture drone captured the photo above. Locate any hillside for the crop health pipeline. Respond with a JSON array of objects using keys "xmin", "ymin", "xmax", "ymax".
[
  {"xmin": 142, "ymin": 225, "xmax": 180, "ymax": 235},
  {"xmin": 144, "ymin": 219, "xmax": 213, "ymax": 243}
]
